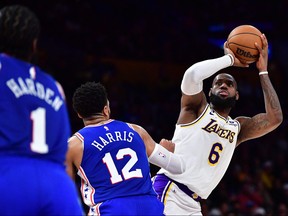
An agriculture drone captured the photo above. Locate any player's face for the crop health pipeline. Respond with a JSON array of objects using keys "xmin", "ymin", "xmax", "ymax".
[{"xmin": 209, "ymin": 73, "xmax": 239, "ymax": 109}]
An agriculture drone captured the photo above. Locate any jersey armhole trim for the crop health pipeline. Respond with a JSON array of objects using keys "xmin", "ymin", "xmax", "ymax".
[{"xmin": 180, "ymin": 104, "xmax": 210, "ymax": 127}]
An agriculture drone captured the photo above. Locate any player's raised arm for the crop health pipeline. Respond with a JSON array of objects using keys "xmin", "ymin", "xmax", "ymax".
[{"xmin": 236, "ymin": 34, "xmax": 283, "ymax": 145}]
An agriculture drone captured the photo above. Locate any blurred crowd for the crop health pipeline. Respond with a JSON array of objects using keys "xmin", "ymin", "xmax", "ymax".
[{"xmin": 2, "ymin": 1, "xmax": 288, "ymax": 215}]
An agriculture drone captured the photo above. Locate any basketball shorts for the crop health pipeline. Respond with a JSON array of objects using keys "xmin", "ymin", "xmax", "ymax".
[
  {"xmin": 152, "ymin": 174, "xmax": 202, "ymax": 216},
  {"xmin": 0, "ymin": 156, "xmax": 84, "ymax": 215},
  {"xmin": 88, "ymin": 194, "xmax": 164, "ymax": 215}
]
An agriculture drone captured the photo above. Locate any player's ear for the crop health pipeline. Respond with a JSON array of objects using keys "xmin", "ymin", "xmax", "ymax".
[
  {"xmin": 77, "ymin": 113, "xmax": 83, "ymax": 119},
  {"xmin": 208, "ymin": 89, "xmax": 212, "ymax": 96},
  {"xmin": 103, "ymin": 99, "xmax": 110, "ymax": 117},
  {"xmin": 236, "ymin": 91, "xmax": 239, "ymax": 100},
  {"xmin": 103, "ymin": 105, "xmax": 109, "ymax": 117}
]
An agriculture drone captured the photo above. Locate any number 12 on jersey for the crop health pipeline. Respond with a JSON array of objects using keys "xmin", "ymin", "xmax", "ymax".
[{"xmin": 102, "ymin": 148, "xmax": 143, "ymax": 184}]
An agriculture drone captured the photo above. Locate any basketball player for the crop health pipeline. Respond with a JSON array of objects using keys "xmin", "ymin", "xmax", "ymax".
[
  {"xmin": 152, "ymin": 33, "xmax": 283, "ymax": 215},
  {"xmin": 0, "ymin": 5, "xmax": 84, "ymax": 215},
  {"xmin": 66, "ymin": 81, "xmax": 185, "ymax": 215}
]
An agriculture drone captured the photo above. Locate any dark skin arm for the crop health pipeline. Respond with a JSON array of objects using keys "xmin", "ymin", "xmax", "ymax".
[
  {"xmin": 65, "ymin": 136, "xmax": 83, "ymax": 180},
  {"xmin": 177, "ymin": 91, "xmax": 207, "ymax": 124},
  {"xmin": 178, "ymin": 44, "xmax": 247, "ymax": 125},
  {"xmin": 131, "ymin": 124, "xmax": 175, "ymax": 155},
  {"xmin": 236, "ymin": 34, "xmax": 283, "ymax": 145}
]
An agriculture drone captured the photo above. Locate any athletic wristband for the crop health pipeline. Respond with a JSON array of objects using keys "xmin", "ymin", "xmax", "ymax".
[
  {"xmin": 227, "ymin": 54, "xmax": 234, "ymax": 66},
  {"xmin": 259, "ymin": 71, "xmax": 268, "ymax": 75}
]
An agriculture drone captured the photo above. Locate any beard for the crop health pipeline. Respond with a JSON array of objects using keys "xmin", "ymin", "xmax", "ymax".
[{"xmin": 209, "ymin": 93, "xmax": 237, "ymax": 110}]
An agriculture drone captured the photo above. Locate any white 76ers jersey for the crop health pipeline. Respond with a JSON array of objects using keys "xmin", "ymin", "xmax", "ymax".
[{"xmin": 158, "ymin": 104, "xmax": 240, "ymax": 199}]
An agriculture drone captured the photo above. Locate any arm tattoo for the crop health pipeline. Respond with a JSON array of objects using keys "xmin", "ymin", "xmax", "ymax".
[{"xmin": 260, "ymin": 75, "xmax": 281, "ymax": 113}]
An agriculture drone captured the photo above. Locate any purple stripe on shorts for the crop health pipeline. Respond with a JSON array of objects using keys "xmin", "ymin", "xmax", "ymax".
[
  {"xmin": 153, "ymin": 174, "xmax": 202, "ymax": 202},
  {"xmin": 152, "ymin": 174, "xmax": 173, "ymax": 202}
]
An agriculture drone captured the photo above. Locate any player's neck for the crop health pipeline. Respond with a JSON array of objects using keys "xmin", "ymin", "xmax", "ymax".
[
  {"xmin": 210, "ymin": 105, "xmax": 230, "ymax": 119},
  {"xmin": 83, "ymin": 114, "xmax": 110, "ymax": 126}
]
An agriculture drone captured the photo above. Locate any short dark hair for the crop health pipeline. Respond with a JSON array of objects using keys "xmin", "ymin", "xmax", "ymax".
[
  {"xmin": 73, "ymin": 82, "xmax": 108, "ymax": 118},
  {"xmin": 0, "ymin": 5, "xmax": 40, "ymax": 60}
]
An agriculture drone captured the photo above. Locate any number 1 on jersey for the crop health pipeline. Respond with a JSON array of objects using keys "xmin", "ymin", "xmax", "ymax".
[{"xmin": 30, "ymin": 107, "xmax": 49, "ymax": 154}]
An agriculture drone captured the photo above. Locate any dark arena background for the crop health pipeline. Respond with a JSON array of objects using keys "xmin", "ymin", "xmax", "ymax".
[{"xmin": 1, "ymin": 1, "xmax": 287, "ymax": 215}]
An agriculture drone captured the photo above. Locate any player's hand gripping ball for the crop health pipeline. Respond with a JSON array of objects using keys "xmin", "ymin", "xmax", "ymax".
[{"xmin": 227, "ymin": 25, "xmax": 263, "ymax": 64}]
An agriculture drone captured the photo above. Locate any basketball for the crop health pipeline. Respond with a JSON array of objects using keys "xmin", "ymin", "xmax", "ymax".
[{"xmin": 227, "ymin": 25, "xmax": 262, "ymax": 64}]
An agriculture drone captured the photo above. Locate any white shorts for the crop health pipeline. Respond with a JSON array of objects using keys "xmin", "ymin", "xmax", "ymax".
[{"xmin": 152, "ymin": 174, "xmax": 202, "ymax": 216}]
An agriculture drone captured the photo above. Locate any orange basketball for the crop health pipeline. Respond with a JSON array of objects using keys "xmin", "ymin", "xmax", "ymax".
[{"xmin": 227, "ymin": 25, "xmax": 262, "ymax": 64}]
